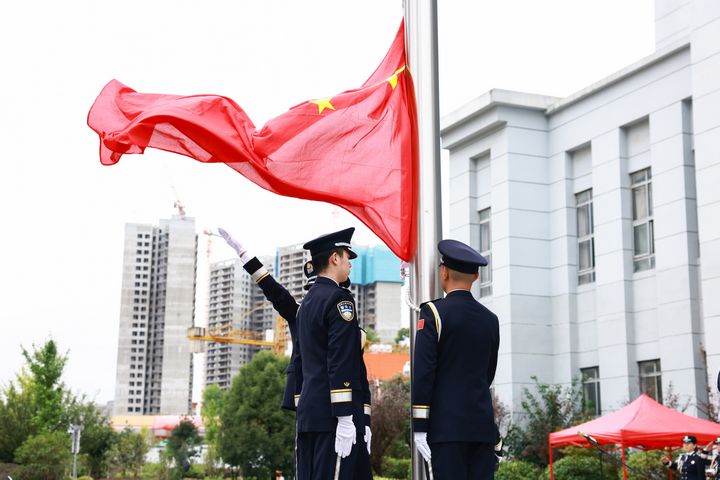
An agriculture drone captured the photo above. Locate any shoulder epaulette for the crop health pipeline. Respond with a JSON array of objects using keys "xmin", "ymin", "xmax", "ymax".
[
  {"xmin": 419, "ymin": 299, "xmax": 443, "ymax": 340},
  {"xmin": 418, "ymin": 298, "xmax": 443, "ymax": 309}
]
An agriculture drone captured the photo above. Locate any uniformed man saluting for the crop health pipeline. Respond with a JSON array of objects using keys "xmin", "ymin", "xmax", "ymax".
[
  {"xmin": 217, "ymin": 228, "xmax": 354, "ymax": 413},
  {"xmin": 662, "ymin": 435, "xmax": 708, "ymax": 480},
  {"xmin": 412, "ymin": 239, "xmax": 500, "ymax": 479},
  {"xmin": 294, "ymin": 228, "xmax": 372, "ymax": 480}
]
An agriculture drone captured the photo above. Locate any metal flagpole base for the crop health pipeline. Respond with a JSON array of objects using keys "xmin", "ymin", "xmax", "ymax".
[
  {"xmin": 334, "ymin": 454, "xmax": 342, "ymax": 480},
  {"xmin": 426, "ymin": 460, "xmax": 434, "ymax": 480}
]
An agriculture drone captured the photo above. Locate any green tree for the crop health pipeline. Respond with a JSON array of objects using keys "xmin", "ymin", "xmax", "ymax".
[
  {"xmin": 0, "ymin": 379, "xmax": 35, "ymax": 462},
  {"xmin": 22, "ymin": 341, "xmax": 68, "ymax": 432},
  {"xmin": 394, "ymin": 328, "xmax": 410, "ymax": 345},
  {"xmin": 1, "ymin": 340, "xmax": 115, "ymax": 476},
  {"xmin": 219, "ymin": 351, "xmax": 295, "ymax": 479},
  {"xmin": 505, "ymin": 377, "xmax": 587, "ymax": 467},
  {"xmin": 201, "ymin": 384, "xmax": 225, "ymax": 473},
  {"xmin": 106, "ymin": 428, "xmax": 149, "ymax": 477},
  {"xmin": 14, "ymin": 431, "xmax": 72, "ymax": 480},
  {"xmin": 63, "ymin": 399, "xmax": 115, "ymax": 478},
  {"xmin": 0, "ymin": 340, "xmax": 71, "ymax": 463},
  {"xmin": 366, "ymin": 327, "xmax": 380, "ymax": 343},
  {"xmin": 370, "ymin": 375, "xmax": 410, "ymax": 475},
  {"xmin": 166, "ymin": 419, "xmax": 201, "ymax": 478}
]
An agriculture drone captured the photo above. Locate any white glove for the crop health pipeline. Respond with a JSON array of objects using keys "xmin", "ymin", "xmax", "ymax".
[
  {"xmin": 495, "ymin": 436, "xmax": 504, "ymax": 461},
  {"xmin": 414, "ymin": 432, "xmax": 431, "ymax": 462},
  {"xmin": 335, "ymin": 415, "xmax": 356, "ymax": 458},
  {"xmin": 218, "ymin": 228, "xmax": 252, "ymax": 264},
  {"xmin": 364, "ymin": 426, "xmax": 372, "ymax": 455}
]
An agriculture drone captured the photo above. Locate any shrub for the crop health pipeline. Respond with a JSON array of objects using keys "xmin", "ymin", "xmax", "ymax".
[
  {"xmin": 625, "ymin": 449, "xmax": 667, "ymax": 480},
  {"xmin": 382, "ymin": 457, "xmax": 410, "ymax": 479},
  {"xmin": 14, "ymin": 432, "xmax": 71, "ymax": 480},
  {"xmin": 77, "ymin": 475, "xmax": 94, "ymax": 480},
  {"xmin": 540, "ymin": 454, "xmax": 618, "ymax": 480},
  {"xmin": 505, "ymin": 377, "xmax": 588, "ymax": 467},
  {"xmin": 496, "ymin": 459, "xmax": 541, "ymax": 480},
  {"xmin": 141, "ymin": 463, "xmax": 172, "ymax": 480},
  {"xmin": 185, "ymin": 463, "xmax": 206, "ymax": 478}
]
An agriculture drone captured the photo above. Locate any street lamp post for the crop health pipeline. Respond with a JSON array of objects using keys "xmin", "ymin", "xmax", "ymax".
[{"xmin": 68, "ymin": 420, "xmax": 84, "ymax": 480}]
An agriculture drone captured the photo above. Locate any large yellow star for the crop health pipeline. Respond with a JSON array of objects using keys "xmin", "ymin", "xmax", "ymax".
[
  {"xmin": 309, "ymin": 98, "xmax": 335, "ymax": 114},
  {"xmin": 386, "ymin": 66, "xmax": 406, "ymax": 89}
]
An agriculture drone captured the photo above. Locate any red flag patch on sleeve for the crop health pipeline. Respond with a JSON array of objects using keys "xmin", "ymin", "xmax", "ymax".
[{"xmin": 417, "ymin": 319, "xmax": 424, "ymax": 330}]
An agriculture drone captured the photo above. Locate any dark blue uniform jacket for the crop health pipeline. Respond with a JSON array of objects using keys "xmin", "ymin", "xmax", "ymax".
[
  {"xmin": 293, "ymin": 276, "xmax": 371, "ymax": 432},
  {"xmin": 411, "ymin": 289, "xmax": 499, "ymax": 444},
  {"xmin": 669, "ymin": 450, "xmax": 707, "ymax": 480}
]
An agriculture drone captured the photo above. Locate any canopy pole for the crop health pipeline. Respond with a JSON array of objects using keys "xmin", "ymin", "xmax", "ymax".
[
  {"xmin": 549, "ymin": 440, "xmax": 554, "ymax": 480},
  {"xmin": 621, "ymin": 444, "xmax": 626, "ymax": 480}
]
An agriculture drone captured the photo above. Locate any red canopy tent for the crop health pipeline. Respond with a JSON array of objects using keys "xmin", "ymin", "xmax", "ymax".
[{"xmin": 548, "ymin": 394, "xmax": 720, "ymax": 479}]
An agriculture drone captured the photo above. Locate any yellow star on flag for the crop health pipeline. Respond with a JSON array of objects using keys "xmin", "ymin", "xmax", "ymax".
[
  {"xmin": 386, "ymin": 66, "xmax": 406, "ymax": 89},
  {"xmin": 309, "ymin": 98, "xmax": 335, "ymax": 114}
]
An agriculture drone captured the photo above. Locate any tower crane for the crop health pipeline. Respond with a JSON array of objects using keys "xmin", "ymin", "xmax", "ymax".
[
  {"xmin": 189, "ymin": 232, "xmax": 290, "ymax": 355},
  {"xmin": 187, "ymin": 314, "xmax": 289, "ymax": 356}
]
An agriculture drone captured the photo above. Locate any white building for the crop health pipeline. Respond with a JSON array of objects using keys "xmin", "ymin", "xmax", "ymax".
[
  {"xmin": 114, "ymin": 213, "xmax": 197, "ymax": 415},
  {"xmin": 440, "ymin": 0, "xmax": 720, "ymax": 416}
]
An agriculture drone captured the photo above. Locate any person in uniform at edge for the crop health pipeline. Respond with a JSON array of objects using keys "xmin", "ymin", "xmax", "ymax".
[
  {"xmin": 412, "ymin": 239, "xmax": 500, "ymax": 480},
  {"xmin": 293, "ymin": 227, "xmax": 373, "ymax": 480},
  {"xmin": 217, "ymin": 228, "xmax": 360, "ymax": 415},
  {"xmin": 662, "ymin": 435, "xmax": 708, "ymax": 480},
  {"xmin": 698, "ymin": 437, "xmax": 720, "ymax": 479}
]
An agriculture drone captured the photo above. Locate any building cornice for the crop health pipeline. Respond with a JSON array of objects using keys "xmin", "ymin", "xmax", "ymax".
[
  {"xmin": 546, "ymin": 39, "xmax": 690, "ymax": 114},
  {"xmin": 440, "ymin": 89, "xmax": 558, "ymax": 135},
  {"xmin": 440, "ymin": 39, "xmax": 691, "ymax": 135}
]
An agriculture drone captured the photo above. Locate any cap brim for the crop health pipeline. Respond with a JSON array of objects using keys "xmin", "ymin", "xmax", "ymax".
[{"xmin": 348, "ymin": 248, "xmax": 357, "ymax": 259}]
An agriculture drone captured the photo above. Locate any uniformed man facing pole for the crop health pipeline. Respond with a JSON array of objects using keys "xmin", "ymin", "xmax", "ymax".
[
  {"xmin": 662, "ymin": 435, "xmax": 708, "ymax": 480},
  {"xmin": 411, "ymin": 239, "xmax": 500, "ymax": 479},
  {"xmin": 293, "ymin": 227, "xmax": 372, "ymax": 480}
]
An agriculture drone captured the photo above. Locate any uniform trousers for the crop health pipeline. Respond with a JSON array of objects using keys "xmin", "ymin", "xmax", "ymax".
[
  {"xmin": 296, "ymin": 431, "xmax": 372, "ymax": 480},
  {"xmin": 429, "ymin": 442, "xmax": 496, "ymax": 480}
]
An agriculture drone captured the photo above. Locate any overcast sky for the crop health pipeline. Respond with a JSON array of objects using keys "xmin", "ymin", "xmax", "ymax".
[{"xmin": 0, "ymin": 0, "xmax": 655, "ymax": 405}]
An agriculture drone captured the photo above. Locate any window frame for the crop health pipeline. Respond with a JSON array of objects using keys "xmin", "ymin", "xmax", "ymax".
[
  {"xmin": 478, "ymin": 208, "xmax": 492, "ymax": 297},
  {"xmin": 576, "ymin": 189, "xmax": 596, "ymax": 285},
  {"xmin": 638, "ymin": 359, "xmax": 663, "ymax": 403},
  {"xmin": 581, "ymin": 366, "xmax": 601, "ymax": 416},
  {"xmin": 631, "ymin": 168, "xmax": 655, "ymax": 272}
]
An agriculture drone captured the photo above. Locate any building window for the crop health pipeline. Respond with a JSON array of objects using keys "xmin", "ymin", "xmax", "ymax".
[
  {"xmin": 576, "ymin": 189, "xmax": 595, "ymax": 284},
  {"xmin": 478, "ymin": 208, "xmax": 492, "ymax": 297},
  {"xmin": 639, "ymin": 359, "xmax": 662, "ymax": 403},
  {"xmin": 581, "ymin": 367, "xmax": 601, "ymax": 416},
  {"xmin": 631, "ymin": 169, "xmax": 654, "ymax": 272}
]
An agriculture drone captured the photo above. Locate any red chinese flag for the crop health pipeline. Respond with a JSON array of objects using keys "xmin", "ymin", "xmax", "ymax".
[{"xmin": 87, "ymin": 22, "xmax": 418, "ymax": 261}]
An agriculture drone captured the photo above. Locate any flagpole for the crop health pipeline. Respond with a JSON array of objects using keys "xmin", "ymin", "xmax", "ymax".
[{"xmin": 404, "ymin": 1, "xmax": 442, "ymax": 479}]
